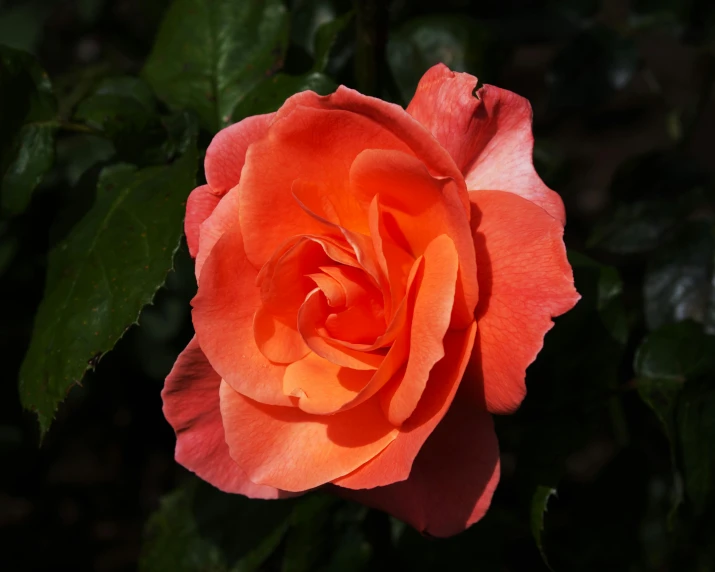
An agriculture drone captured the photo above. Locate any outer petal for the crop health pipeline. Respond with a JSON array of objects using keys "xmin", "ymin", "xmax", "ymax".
[
  {"xmin": 335, "ymin": 389, "xmax": 500, "ymax": 538},
  {"xmin": 162, "ymin": 337, "xmax": 289, "ymax": 499},
  {"xmin": 205, "ymin": 113, "xmax": 275, "ymax": 195},
  {"xmin": 195, "ymin": 183, "xmax": 240, "ymax": 282},
  {"xmin": 185, "ymin": 185, "xmax": 221, "ymax": 258},
  {"xmin": 192, "ymin": 227, "xmax": 291, "ymax": 407},
  {"xmin": 407, "ymin": 64, "xmax": 566, "ymax": 224},
  {"xmin": 468, "ymin": 190, "xmax": 579, "ymax": 414},
  {"xmin": 334, "ymin": 321, "xmax": 476, "ymax": 489},
  {"xmin": 219, "ymin": 381, "xmax": 398, "ymax": 492}
]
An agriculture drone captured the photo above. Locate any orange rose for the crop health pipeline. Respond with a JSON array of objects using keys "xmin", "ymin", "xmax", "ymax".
[{"xmin": 162, "ymin": 64, "xmax": 579, "ymax": 536}]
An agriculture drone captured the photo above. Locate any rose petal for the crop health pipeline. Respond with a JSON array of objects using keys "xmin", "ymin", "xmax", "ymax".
[
  {"xmin": 468, "ymin": 190, "xmax": 579, "ymax": 414},
  {"xmin": 348, "ymin": 149, "xmax": 477, "ymax": 329},
  {"xmin": 162, "ymin": 337, "xmax": 290, "ymax": 499},
  {"xmin": 407, "ymin": 63, "xmax": 566, "ymax": 223},
  {"xmin": 195, "ymin": 183, "xmax": 240, "ymax": 282},
  {"xmin": 219, "ymin": 381, "xmax": 398, "ymax": 491},
  {"xmin": 205, "ymin": 113, "xmax": 275, "ymax": 195},
  {"xmin": 334, "ymin": 321, "xmax": 476, "ymax": 489},
  {"xmin": 185, "ymin": 185, "xmax": 221, "ymax": 258},
  {"xmin": 380, "ymin": 234, "xmax": 459, "ymax": 426},
  {"xmin": 192, "ymin": 227, "xmax": 291, "ymax": 407},
  {"xmin": 276, "ymin": 87, "xmax": 471, "ymax": 213},
  {"xmin": 297, "ymin": 289, "xmax": 383, "ymax": 371},
  {"xmin": 239, "ymin": 106, "xmax": 412, "ymax": 270},
  {"xmin": 336, "ymin": 388, "xmax": 500, "ymax": 538},
  {"xmin": 253, "ymin": 305, "xmax": 310, "ymax": 364},
  {"xmin": 283, "ymin": 350, "xmax": 374, "ymax": 414}
]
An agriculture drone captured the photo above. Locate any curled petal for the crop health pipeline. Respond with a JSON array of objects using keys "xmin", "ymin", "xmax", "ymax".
[
  {"xmin": 407, "ymin": 64, "xmax": 565, "ymax": 223},
  {"xmin": 335, "ymin": 321, "xmax": 476, "ymax": 489},
  {"xmin": 283, "ymin": 350, "xmax": 374, "ymax": 414},
  {"xmin": 253, "ymin": 305, "xmax": 310, "ymax": 364},
  {"xmin": 348, "ymin": 149, "xmax": 477, "ymax": 328},
  {"xmin": 380, "ymin": 234, "xmax": 459, "ymax": 426},
  {"xmin": 185, "ymin": 185, "xmax": 221, "ymax": 258},
  {"xmin": 467, "ymin": 190, "xmax": 579, "ymax": 414}
]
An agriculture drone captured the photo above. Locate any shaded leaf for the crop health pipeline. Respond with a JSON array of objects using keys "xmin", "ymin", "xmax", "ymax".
[
  {"xmin": 644, "ymin": 222, "xmax": 715, "ymax": 331},
  {"xmin": 677, "ymin": 377, "xmax": 715, "ymax": 509},
  {"xmin": 386, "ymin": 15, "xmax": 495, "ymax": 103},
  {"xmin": 282, "ymin": 494, "xmax": 337, "ymax": 572},
  {"xmin": 140, "ymin": 478, "xmax": 294, "ymax": 572},
  {"xmin": 531, "ymin": 486, "xmax": 557, "ymax": 570},
  {"xmin": 635, "ymin": 322, "xmax": 715, "ymax": 515},
  {"xmin": 312, "ymin": 10, "xmax": 354, "ymax": 72},
  {"xmin": 74, "ymin": 76, "xmax": 169, "ymax": 165},
  {"xmin": 142, "ymin": 0, "xmax": 290, "ymax": 132},
  {"xmin": 634, "ymin": 320, "xmax": 715, "ymax": 381},
  {"xmin": 0, "ymin": 45, "xmax": 57, "ymax": 216},
  {"xmin": 18, "ymin": 143, "xmax": 197, "ymax": 436},
  {"xmin": 1, "ymin": 123, "xmax": 56, "ymax": 215},
  {"xmin": 232, "ymin": 72, "xmax": 337, "ymax": 121},
  {"xmin": 588, "ymin": 200, "xmax": 679, "ymax": 254}
]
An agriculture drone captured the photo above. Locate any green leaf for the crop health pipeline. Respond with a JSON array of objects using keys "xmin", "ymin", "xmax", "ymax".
[
  {"xmin": 386, "ymin": 15, "xmax": 495, "ymax": 103},
  {"xmin": 1, "ymin": 122, "xmax": 56, "ymax": 215},
  {"xmin": 73, "ymin": 76, "xmax": 171, "ymax": 165},
  {"xmin": 643, "ymin": 222, "xmax": 715, "ymax": 331},
  {"xmin": 634, "ymin": 322, "xmax": 715, "ymax": 515},
  {"xmin": 142, "ymin": 0, "xmax": 290, "ymax": 133},
  {"xmin": 18, "ymin": 143, "xmax": 197, "ymax": 437},
  {"xmin": 0, "ymin": 45, "xmax": 57, "ymax": 216},
  {"xmin": 677, "ymin": 377, "xmax": 715, "ymax": 509},
  {"xmin": 140, "ymin": 478, "xmax": 296, "ymax": 572},
  {"xmin": 568, "ymin": 251, "xmax": 628, "ymax": 344},
  {"xmin": 282, "ymin": 494, "xmax": 337, "ymax": 572},
  {"xmin": 634, "ymin": 320, "xmax": 715, "ymax": 382},
  {"xmin": 232, "ymin": 72, "xmax": 337, "ymax": 121},
  {"xmin": 531, "ymin": 486, "xmax": 557, "ymax": 570},
  {"xmin": 587, "ymin": 200, "xmax": 678, "ymax": 254},
  {"xmin": 312, "ymin": 11, "xmax": 354, "ymax": 72},
  {"xmin": 0, "ymin": 2, "xmax": 52, "ymax": 53}
]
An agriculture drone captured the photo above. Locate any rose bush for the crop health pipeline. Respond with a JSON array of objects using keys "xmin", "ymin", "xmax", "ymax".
[{"xmin": 162, "ymin": 63, "xmax": 579, "ymax": 537}]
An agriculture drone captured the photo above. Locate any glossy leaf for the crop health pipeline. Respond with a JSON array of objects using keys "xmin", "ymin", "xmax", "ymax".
[
  {"xmin": 140, "ymin": 478, "xmax": 294, "ymax": 572},
  {"xmin": 644, "ymin": 222, "xmax": 715, "ymax": 331},
  {"xmin": 0, "ymin": 45, "xmax": 57, "ymax": 216},
  {"xmin": 142, "ymin": 0, "xmax": 289, "ymax": 133},
  {"xmin": 18, "ymin": 143, "xmax": 197, "ymax": 436},
  {"xmin": 232, "ymin": 72, "xmax": 337, "ymax": 121},
  {"xmin": 386, "ymin": 15, "xmax": 495, "ymax": 103}
]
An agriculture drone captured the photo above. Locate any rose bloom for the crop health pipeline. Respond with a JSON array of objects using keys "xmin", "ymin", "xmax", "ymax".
[{"xmin": 162, "ymin": 64, "xmax": 579, "ymax": 537}]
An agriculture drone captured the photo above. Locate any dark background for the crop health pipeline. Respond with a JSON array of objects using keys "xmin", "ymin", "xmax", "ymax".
[{"xmin": 2, "ymin": 0, "xmax": 715, "ymax": 570}]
